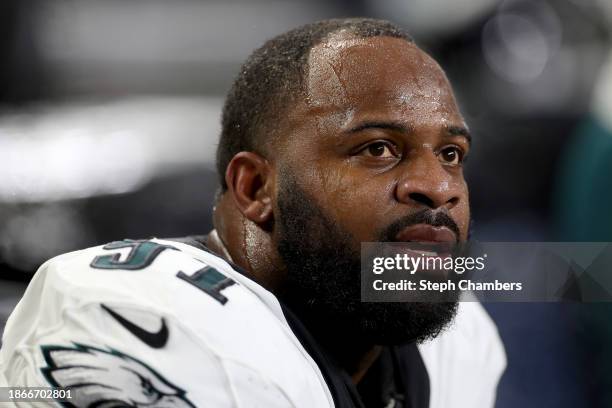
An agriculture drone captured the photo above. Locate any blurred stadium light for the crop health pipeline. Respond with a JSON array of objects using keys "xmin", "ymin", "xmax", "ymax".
[
  {"xmin": 366, "ymin": 0, "xmax": 498, "ymax": 38},
  {"xmin": 592, "ymin": 51, "xmax": 612, "ymax": 130},
  {"xmin": 0, "ymin": 97, "xmax": 222, "ymax": 202},
  {"xmin": 0, "ymin": 0, "xmax": 346, "ymax": 276},
  {"xmin": 482, "ymin": 1, "xmax": 562, "ymax": 84},
  {"xmin": 33, "ymin": 0, "xmax": 341, "ymax": 96}
]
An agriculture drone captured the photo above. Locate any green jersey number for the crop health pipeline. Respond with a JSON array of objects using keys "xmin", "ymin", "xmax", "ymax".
[
  {"xmin": 177, "ymin": 266, "xmax": 235, "ymax": 305},
  {"xmin": 90, "ymin": 240, "xmax": 176, "ymax": 270},
  {"xmin": 90, "ymin": 239, "xmax": 234, "ymax": 304}
]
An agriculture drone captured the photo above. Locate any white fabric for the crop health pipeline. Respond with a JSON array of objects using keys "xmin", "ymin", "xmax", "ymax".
[{"xmin": 419, "ymin": 301, "xmax": 507, "ymax": 408}]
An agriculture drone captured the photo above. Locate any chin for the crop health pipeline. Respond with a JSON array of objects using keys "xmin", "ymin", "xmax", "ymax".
[{"xmin": 354, "ymin": 301, "xmax": 459, "ymax": 345}]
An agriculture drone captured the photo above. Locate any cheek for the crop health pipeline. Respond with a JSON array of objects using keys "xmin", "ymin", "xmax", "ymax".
[{"xmin": 308, "ymin": 166, "xmax": 396, "ymax": 240}]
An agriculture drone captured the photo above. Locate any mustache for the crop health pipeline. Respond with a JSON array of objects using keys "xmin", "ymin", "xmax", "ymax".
[{"xmin": 379, "ymin": 209, "xmax": 461, "ymax": 242}]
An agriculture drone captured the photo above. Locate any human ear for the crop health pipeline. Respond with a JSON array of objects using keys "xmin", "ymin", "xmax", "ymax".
[{"xmin": 224, "ymin": 151, "xmax": 273, "ymax": 224}]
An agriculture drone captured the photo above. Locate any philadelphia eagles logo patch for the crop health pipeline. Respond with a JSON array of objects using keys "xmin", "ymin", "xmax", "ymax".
[{"xmin": 40, "ymin": 343, "xmax": 196, "ymax": 407}]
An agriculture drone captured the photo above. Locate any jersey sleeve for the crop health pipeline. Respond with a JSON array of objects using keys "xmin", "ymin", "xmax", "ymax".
[{"xmin": 0, "ymin": 242, "xmax": 298, "ymax": 408}]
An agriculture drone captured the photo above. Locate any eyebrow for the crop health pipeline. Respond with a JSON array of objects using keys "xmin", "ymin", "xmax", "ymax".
[
  {"xmin": 446, "ymin": 125, "xmax": 472, "ymax": 145},
  {"xmin": 347, "ymin": 121, "xmax": 411, "ymax": 134},
  {"xmin": 346, "ymin": 121, "xmax": 472, "ymax": 145}
]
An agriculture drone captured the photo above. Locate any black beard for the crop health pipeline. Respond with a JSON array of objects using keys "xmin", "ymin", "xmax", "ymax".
[{"xmin": 275, "ymin": 173, "xmax": 459, "ymax": 347}]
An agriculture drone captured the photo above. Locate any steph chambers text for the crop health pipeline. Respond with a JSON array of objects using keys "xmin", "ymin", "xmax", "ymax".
[{"xmin": 372, "ymin": 279, "xmax": 523, "ymax": 292}]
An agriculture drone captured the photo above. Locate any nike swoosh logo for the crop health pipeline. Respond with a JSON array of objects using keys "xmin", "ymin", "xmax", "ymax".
[{"xmin": 101, "ymin": 304, "xmax": 169, "ymax": 349}]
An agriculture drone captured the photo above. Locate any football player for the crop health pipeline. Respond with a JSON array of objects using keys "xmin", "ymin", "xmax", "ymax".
[{"xmin": 0, "ymin": 18, "xmax": 505, "ymax": 408}]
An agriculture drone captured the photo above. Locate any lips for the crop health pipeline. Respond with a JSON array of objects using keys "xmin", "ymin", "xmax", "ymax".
[
  {"xmin": 391, "ymin": 224, "xmax": 457, "ymax": 275},
  {"xmin": 394, "ymin": 224, "xmax": 458, "ymax": 243}
]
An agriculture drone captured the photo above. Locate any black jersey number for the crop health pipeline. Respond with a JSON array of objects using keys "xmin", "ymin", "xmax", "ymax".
[{"xmin": 90, "ymin": 240, "xmax": 176, "ymax": 270}]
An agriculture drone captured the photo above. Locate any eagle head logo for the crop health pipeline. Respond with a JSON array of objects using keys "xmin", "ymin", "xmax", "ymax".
[{"xmin": 41, "ymin": 343, "xmax": 196, "ymax": 408}]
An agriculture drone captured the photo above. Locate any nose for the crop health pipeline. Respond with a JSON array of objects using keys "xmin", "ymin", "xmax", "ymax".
[{"xmin": 395, "ymin": 153, "xmax": 462, "ymax": 210}]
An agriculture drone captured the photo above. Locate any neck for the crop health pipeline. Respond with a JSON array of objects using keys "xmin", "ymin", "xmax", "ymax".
[
  {"xmin": 317, "ymin": 324, "xmax": 382, "ymax": 384},
  {"xmin": 351, "ymin": 346, "xmax": 383, "ymax": 384},
  {"xmin": 279, "ymin": 294, "xmax": 382, "ymax": 384},
  {"xmin": 205, "ymin": 229, "xmax": 235, "ymax": 263},
  {"xmin": 208, "ymin": 194, "xmax": 286, "ymax": 292}
]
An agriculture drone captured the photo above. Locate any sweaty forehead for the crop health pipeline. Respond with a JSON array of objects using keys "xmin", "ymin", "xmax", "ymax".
[{"xmin": 304, "ymin": 34, "xmax": 457, "ymax": 116}]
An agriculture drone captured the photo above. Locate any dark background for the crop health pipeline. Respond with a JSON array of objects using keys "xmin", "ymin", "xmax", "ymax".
[{"xmin": 1, "ymin": 0, "xmax": 612, "ymax": 406}]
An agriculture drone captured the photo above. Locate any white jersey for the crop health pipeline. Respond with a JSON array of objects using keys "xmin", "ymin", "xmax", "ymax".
[
  {"xmin": 0, "ymin": 239, "xmax": 334, "ymax": 408},
  {"xmin": 419, "ymin": 300, "xmax": 507, "ymax": 408},
  {"xmin": 0, "ymin": 238, "xmax": 505, "ymax": 408}
]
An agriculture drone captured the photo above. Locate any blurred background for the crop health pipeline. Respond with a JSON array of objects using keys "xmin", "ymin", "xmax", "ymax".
[{"xmin": 1, "ymin": 0, "xmax": 611, "ymax": 406}]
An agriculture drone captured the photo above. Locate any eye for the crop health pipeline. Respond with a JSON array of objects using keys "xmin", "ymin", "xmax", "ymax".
[
  {"xmin": 358, "ymin": 141, "xmax": 399, "ymax": 159},
  {"xmin": 140, "ymin": 376, "xmax": 158, "ymax": 397},
  {"xmin": 439, "ymin": 146, "xmax": 464, "ymax": 165}
]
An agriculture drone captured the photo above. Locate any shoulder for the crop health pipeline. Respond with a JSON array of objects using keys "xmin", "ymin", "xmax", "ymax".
[
  {"xmin": 0, "ymin": 238, "xmax": 333, "ymax": 407},
  {"xmin": 27, "ymin": 238, "xmax": 253, "ymax": 310},
  {"xmin": 5, "ymin": 238, "xmax": 291, "ymax": 348}
]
